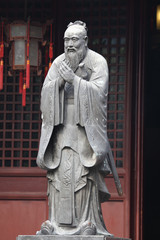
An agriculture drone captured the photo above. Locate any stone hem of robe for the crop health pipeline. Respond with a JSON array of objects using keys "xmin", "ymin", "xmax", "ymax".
[{"xmin": 47, "ymin": 175, "xmax": 111, "ymax": 236}]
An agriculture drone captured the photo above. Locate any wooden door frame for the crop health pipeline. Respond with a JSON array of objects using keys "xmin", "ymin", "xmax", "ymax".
[{"xmin": 128, "ymin": 0, "xmax": 146, "ymax": 240}]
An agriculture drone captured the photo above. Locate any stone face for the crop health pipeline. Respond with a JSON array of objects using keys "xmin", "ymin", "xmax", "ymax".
[{"xmin": 17, "ymin": 235, "xmax": 131, "ymax": 240}]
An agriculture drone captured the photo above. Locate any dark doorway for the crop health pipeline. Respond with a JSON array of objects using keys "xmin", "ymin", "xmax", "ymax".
[{"xmin": 144, "ymin": 0, "xmax": 160, "ymax": 239}]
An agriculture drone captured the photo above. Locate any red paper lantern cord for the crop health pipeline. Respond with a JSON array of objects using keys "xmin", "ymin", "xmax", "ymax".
[
  {"xmin": 49, "ymin": 23, "xmax": 53, "ymax": 68},
  {"xmin": 26, "ymin": 20, "xmax": 30, "ymax": 89},
  {"xmin": 22, "ymin": 83, "xmax": 26, "ymax": 107},
  {"xmin": 45, "ymin": 46, "xmax": 49, "ymax": 77},
  {"xmin": 0, "ymin": 43, "xmax": 4, "ymax": 58},
  {"xmin": 49, "ymin": 43, "xmax": 53, "ymax": 60},
  {"xmin": 26, "ymin": 59, "xmax": 30, "ymax": 89},
  {"xmin": 0, "ymin": 22, "xmax": 4, "ymax": 58},
  {"xmin": 49, "ymin": 61, "xmax": 52, "ymax": 69},
  {"xmin": 0, "ymin": 59, "xmax": 3, "ymax": 90},
  {"xmin": 45, "ymin": 66, "xmax": 48, "ymax": 78}
]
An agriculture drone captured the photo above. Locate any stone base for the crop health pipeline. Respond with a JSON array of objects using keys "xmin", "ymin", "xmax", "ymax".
[{"xmin": 17, "ymin": 235, "xmax": 131, "ymax": 240}]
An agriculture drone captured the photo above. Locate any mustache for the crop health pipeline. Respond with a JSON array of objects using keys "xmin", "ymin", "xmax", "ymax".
[{"xmin": 66, "ymin": 47, "xmax": 77, "ymax": 52}]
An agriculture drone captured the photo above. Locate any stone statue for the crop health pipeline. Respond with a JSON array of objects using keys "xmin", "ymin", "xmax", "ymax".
[{"xmin": 36, "ymin": 20, "xmax": 122, "ymax": 237}]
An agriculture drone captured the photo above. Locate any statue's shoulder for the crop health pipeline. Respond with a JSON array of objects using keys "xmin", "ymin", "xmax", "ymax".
[
  {"xmin": 53, "ymin": 53, "xmax": 65, "ymax": 67},
  {"xmin": 46, "ymin": 53, "xmax": 64, "ymax": 78},
  {"xmin": 88, "ymin": 49, "xmax": 107, "ymax": 63},
  {"xmin": 87, "ymin": 49, "xmax": 107, "ymax": 68}
]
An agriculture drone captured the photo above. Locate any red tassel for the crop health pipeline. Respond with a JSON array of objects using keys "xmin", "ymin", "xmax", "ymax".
[
  {"xmin": 49, "ymin": 43, "xmax": 53, "ymax": 60},
  {"xmin": 27, "ymin": 20, "xmax": 30, "ymax": 57},
  {"xmin": 0, "ymin": 22, "xmax": 4, "ymax": 59},
  {"xmin": 19, "ymin": 71, "xmax": 23, "ymax": 94},
  {"xmin": 44, "ymin": 46, "xmax": 49, "ymax": 77},
  {"xmin": 49, "ymin": 24, "xmax": 53, "ymax": 62},
  {"xmin": 0, "ymin": 43, "xmax": 4, "ymax": 58},
  {"xmin": 27, "ymin": 42, "xmax": 29, "ymax": 58},
  {"xmin": 26, "ymin": 20, "xmax": 30, "ymax": 89},
  {"xmin": 0, "ymin": 59, "xmax": 3, "ymax": 90},
  {"xmin": 22, "ymin": 83, "xmax": 26, "ymax": 107},
  {"xmin": 49, "ymin": 61, "xmax": 52, "ymax": 69},
  {"xmin": 45, "ymin": 66, "xmax": 48, "ymax": 77},
  {"xmin": 26, "ymin": 59, "xmax": 30, "ymax": 88}
]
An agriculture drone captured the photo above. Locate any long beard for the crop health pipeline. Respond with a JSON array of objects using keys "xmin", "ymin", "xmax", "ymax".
[{"xmin": 65, "ymin": 48, "xmax": 86, "ymax": 72}]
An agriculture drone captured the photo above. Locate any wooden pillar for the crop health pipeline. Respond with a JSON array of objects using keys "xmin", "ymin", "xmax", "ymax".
[{"xmin": 129, "ymin": 0, "xmax": 146, "ymax": 239}]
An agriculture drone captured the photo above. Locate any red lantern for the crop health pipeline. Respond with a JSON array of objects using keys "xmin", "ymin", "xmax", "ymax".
[
  {"xmin": 6, "ymin": 20, "xmax": 45, "ymax": 106},
  {"xmin": 1, "ymin": 20, "xmax": 54, "ymax": 106}
]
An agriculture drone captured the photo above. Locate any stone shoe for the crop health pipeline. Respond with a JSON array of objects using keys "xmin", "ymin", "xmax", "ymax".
[
  {"xmin": 80, "ymin": 221, "xmax": 96, "ymax": 235},
  {"xmin": 36, "ymin": 220, "xmax": 54, "ymax": 235}
]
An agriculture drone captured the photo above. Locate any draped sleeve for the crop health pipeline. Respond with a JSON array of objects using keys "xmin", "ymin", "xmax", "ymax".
[
  {"xmin": 36, "ymin": 55, "xmax": 65, "ymax": 169},
  {"xmin": 74, "ymin": 50, "xmax": 112, "ymax": 175}
]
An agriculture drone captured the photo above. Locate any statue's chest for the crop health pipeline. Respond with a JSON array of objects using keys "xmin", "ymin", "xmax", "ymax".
[
  {"xmin": 64, "ymin": 82, "xmax": 74, "ymax": 100},
  {"xmin": 64, "ymin": 82, "xmax": 75, "ymax": 127}
]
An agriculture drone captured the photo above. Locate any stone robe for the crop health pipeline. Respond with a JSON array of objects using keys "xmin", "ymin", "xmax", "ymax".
[{"xmin": 37, "ymin": 49, "xmax": 114, "ymax": 236}]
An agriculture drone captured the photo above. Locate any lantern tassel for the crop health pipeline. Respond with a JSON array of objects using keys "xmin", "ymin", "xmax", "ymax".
[
  {"xmin": 26, "ymin": 19, "xmax": 30, "ymax": 89},
  {"xmin": 19, "ymin": 71, "xmax": 23, "ymax": 94},
  {"xmin": 45, "ymin": 66, "xmax": 48, "ymax": 78},
  {"xmin": 26, "ymin": 59, "xmax": 30, "ymax": 88},
  {"xmin": 22, "ymin": 82, "xmax": 26, "ymax": 107},
  {"xmin": 44, "ymin": 45, "xmax": 49, "ymax": 77},
  {"xmin": 0, "ymin": 21, "xmax": 4, "ymax": 58},
  {"xmin": 49, "ymin": 60, "xmax": 52, "ymax": 69},
  {"xmin": 49, "ymin": 43, "xmax": 53, "ymax": 60},
  {"xmin": 0, "ymin": 59, "xmax": 3, "ymax": 90},
  {"xmin": 49, "ymin": 23, "xmax": 53, "ymax": 68},
  {"xmin": 0, "ymin": 42, "xmax": 4, "ymax": 58}
]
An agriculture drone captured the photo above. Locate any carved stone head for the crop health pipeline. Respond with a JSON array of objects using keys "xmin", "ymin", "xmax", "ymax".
[{"xmin": 64, "ymin": 21, "xmax": 88, "ymax": 71}]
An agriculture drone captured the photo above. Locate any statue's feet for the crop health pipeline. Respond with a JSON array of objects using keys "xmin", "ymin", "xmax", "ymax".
[
  {"xmin": 80, "ymin": 221, "xmax": 96, "ymax": 235},
  {"xmin": 36, "ymin": 220, "xmax": 54, "ymax": 235}
]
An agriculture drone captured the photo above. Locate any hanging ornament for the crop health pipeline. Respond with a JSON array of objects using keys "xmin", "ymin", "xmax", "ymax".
[
  {"xmin": 49, "ymin": 23, "xmax": 53, "ymax": 68},
  {"xmin": 5, "ymin": 20, "xmax": 46, "ymax": 106},
  {"xmin": 26, "ymin": 20, "xmax": 30, "ymax": 89},
  {"xmin": 45, "ymin": 45, "xmax": 49, "ymax": 77},
  {"xmin": 22, "ymin": 80, "xmax": 26, "ymax": 107},
  {"xmin": 26, "ymin": 58, "xmax": 30, "ymax": 89},
  {"xmin": 1, "ymin": 19, "xmax": 53, "ymax": 106},
  {"xmin": 0, "ymin": 37, "xmax": 4, "ymax": 58},
  {"xmin": 0, "ymin": 59, "xmax": 3, "ymax": 90}
]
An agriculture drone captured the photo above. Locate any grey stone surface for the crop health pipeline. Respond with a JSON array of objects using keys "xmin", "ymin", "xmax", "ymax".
[
  {"xmin": 17, "ymin": 236, "xmax": 131, "ymax": 240},
  {"xmin": 36, "ymin": 20, "xmax": 123, "ymax": 236}
]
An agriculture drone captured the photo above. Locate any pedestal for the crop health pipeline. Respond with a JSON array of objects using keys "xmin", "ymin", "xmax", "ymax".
[{"xmin": 17, "ymin": 235, "xmax": 131, "ymax": 240}]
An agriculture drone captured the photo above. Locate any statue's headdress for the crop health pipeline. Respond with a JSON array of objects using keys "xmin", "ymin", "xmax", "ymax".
[{"xmin": 67, "ymin": 21, "xmax": 88, "ymax": 32}]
